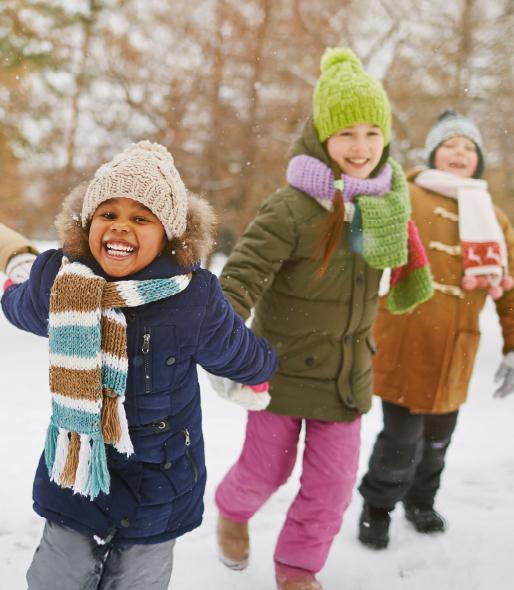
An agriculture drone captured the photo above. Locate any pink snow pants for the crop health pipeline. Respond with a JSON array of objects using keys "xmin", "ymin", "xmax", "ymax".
[{"xmin": 215, "ymin": 410, "xmax": 361, "ymax": 574}]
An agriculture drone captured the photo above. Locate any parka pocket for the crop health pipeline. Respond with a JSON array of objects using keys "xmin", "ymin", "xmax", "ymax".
[
  {"xmin": 160, "ymin": 428, "xmax": 199, "ymax": 497},
  {"xmin": 136, "ymin": 325, "xmax": 180, "ymax": 395},
  {"xmin": 277, "ymin": 334, "xmax": 340, "ymax": 379}
]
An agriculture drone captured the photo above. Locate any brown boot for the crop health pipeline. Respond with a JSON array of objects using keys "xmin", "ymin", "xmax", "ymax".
[
  {"xmin": 276, "ymin": 575, "xmax": 323, "ymax": 590},
  {"xmin": 275, "ymin": 563, "xmax": 323, "ymax": 590},
  {"xmin": 217, "ymin": 514, "xmax": 249, "ymax": 570}
]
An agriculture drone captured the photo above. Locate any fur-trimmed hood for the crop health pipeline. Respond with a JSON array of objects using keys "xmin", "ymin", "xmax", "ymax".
[{"xmin": 55, "ymin": 183, "xmax": 216, "ymax": 268}]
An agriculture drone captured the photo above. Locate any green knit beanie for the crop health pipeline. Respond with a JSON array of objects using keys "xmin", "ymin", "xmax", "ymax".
[{"xmin": 313, "ymin": 48, "xmax": 392, "ymax": 145}]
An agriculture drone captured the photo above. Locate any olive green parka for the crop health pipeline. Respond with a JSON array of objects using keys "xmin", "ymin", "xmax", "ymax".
[{"xmin": 220, "ymin": 119, "xmax": 385, "ymax": 421}]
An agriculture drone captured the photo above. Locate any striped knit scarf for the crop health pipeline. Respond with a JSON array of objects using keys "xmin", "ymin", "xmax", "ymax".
[{"xmin": 46, "ymin": 258, "xmax": 191, "ymax": 500}]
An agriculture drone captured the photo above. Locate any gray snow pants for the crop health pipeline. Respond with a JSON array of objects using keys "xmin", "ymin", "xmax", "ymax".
[{"xmin": 27, "ymin": 520, "xmax": 176, "ymax": 590}]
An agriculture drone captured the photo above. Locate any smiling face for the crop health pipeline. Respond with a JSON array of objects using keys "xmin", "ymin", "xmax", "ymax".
[
  {"xmin": 88, "ymin": 197, "xmax": 166, "ymax": 277},
  {"xmin": 326, "ymin": 123, "xmax": 385, "ymax": 179},
  {"xmin": 434, "ymin": 135, "xmax": 479, "ymax": 178}
]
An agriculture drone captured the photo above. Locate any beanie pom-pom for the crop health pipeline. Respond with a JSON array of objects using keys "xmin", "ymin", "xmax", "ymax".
[
  {"xmin": 135, "ymin": 140, "xmax": 173, "ymax": 159},
  {"xmin": 320, "ymin": 48, "xmax": 362, "ymax": 74},
  {"xmin": 120, "ymin": 140, "xmax": 174, "ymax": 164},
  {"xmin": 437, "ymin": 109, "xmax": 458, "ymax": 122}
]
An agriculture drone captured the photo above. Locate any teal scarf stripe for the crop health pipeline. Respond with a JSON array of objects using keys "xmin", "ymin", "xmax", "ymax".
[
  {"xmin": 136, "ymin": 278, "xmax": 187, "ymax": 302},
  {"xmin": 49, "ymin": 325, "xmax": 101, "ymax": 358},
  {"xmin": 102, "ymin": 364, "xmax": 127, "ymax": 397},
  {"xmin": 51, "ymin": 401, "xmax": 101, "ymax": 436}
]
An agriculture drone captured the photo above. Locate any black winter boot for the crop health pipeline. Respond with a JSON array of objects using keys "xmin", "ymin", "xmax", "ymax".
[
  {"xmin": 403, "ymin": 502, "xmax": 446, "ymax": 533},
  {"xmin": 358, "ymin": 503, "xmax": 391, "ymax": 549}
]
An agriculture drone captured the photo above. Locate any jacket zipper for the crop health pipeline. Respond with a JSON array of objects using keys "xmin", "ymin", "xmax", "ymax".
[
  {"xmin": 142, "ymin": 328, "xmax": 151, "ymax": 394},
  {"xmin": 183, "ymin": 428, "xmax": 198, "ymax": 483}
]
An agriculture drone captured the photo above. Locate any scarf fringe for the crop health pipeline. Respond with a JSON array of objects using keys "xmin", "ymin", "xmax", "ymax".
[
  {"xmin": 50, "ymin": 428, "xmax": 70, "ymax": 484},
  {"xmin": 44, "ymin": 423, "xmax": 58, "ymax": 473},
  {"xmin": 86, "ymin": 435, "xmax": 110, "ymax": 499},
  {"xmin": 101, "ymin": 391, "xmax": 122, "ymax": 444},
  {"xmin": 114, "ymin": 396, "xmax": 134, "ymax": 456},
  {"xmin": 73, "ymin": 434, "xmax": 92, "ymax": 496},
  {"xmin": 60, "ymin": 432, "xmax": 80, "ymax": 487}
]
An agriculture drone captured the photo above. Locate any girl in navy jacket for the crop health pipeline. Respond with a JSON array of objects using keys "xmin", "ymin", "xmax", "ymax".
[{"xmin": 1, "ymin": 141, "xmax": 276, "ymax": 590}]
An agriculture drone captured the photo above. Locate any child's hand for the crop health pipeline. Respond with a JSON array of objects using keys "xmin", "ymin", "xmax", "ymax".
[
  {"xmin": 3, "ymin": 278, "xmax": 14, "ymax": 292},
  {"xmin": 207, "ymin": 373, "xmax": 271, "ymax": 411},
  {"xmin": 493, "ymin": 351, "xmax": 514, "ymax": 398},
  {"xmin": 6, "ymin": 252, "xmax": 37, "ymax": 283}
]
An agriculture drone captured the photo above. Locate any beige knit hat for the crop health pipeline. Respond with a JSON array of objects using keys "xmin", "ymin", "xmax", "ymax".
[{"xmin": 82, "ymin": 141, "xmax": 188, "ymax": 239}]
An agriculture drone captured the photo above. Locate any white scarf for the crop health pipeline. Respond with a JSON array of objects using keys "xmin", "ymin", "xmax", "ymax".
[{"xmin": 415, "ymin": 169, "xmax": 508, "ymax": 282}]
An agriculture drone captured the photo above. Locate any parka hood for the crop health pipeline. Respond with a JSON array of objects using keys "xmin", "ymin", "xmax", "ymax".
[
  {"xmin": 55, "ymin": 182, "xmax": 216, "ymax": 268},
  {"xmin": 288, "ymin": 116, "xmax": 332, "ymax": 166}
]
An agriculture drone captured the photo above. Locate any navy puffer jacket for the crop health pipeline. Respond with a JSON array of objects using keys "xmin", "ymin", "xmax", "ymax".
[{"xmin": 1, "ymin": 192, "xmax": 277, "ymax": 546}]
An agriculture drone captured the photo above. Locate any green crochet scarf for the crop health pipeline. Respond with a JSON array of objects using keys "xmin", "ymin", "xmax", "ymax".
[{"xmin": 358, "ymin": 158, "xmax": 410, "ymax": 269}]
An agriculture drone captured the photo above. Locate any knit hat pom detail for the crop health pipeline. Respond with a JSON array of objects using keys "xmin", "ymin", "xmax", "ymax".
[
  {"xmin": 320, "ymin": 48, "xmax": 362, "ymax": 73},
  {"xmin": 133, "ymin": 140, "xmax": 173, "ymax": 157},
  {"xmin": 437, "ymin": 109, "xmax": 458, "ymax": 122}
]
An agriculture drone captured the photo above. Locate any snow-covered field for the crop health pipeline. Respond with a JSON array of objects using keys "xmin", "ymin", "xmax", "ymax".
[{"xmin": 1, "ymin": 247, "xmax": 512, "ymax": 589}]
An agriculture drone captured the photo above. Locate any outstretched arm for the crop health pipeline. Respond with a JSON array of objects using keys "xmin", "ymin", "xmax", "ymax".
[{"xmin": 195, "ymin": 275, "xmax": 277, "ymax": 385}]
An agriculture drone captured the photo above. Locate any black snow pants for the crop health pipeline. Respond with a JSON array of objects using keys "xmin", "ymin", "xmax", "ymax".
[{"xmin": 359, "ymin": 400, "xmax": 459, "ymax": 510}]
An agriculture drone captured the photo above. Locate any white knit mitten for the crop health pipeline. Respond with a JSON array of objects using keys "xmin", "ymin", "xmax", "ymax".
[
  {"xmin": 6, "ymin": 252, "xmax": 37, "ymax": 283},
  {"xmin": 207, "ymin": 373, "xmax": 271, "ymax": 411}
]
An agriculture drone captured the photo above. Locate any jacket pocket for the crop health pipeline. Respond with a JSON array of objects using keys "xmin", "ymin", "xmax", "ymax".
[
  {"xmin": 160, "ymin": 428, "xmax": 199, "ymax": 497},
  {"xmin": 137, "ymin": 325, "xmax": 180, "ymax": 395},
  {"xmin": 277, "ymin": 334, "xmax": 340, "ymax": 379},
  {"xmin": 447, "ymin": 330, "xmax": 480, "ymax": 386}
]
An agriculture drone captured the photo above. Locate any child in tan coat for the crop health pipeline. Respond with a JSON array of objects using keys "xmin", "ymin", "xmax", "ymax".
[{"xmin": 357, "ymin": 111, "xmax": 514, "ymax": 549}]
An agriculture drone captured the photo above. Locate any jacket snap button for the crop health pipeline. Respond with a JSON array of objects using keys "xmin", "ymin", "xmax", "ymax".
[
  {"xmin": 345, "ymin": 395, "xmax": 354, "ymax": 405},
  {"xmin": 344, "ymin": 335, "xmax": 352, "ymax": 345},
  {"xmin": 304, "ymin": 356, "xmax": 315, "ymax": 367},
  {"xmin": 166, "ymin": 356, "xmax": 176, "ymax": 366},
  {"xmin": 120, "ymin": 517, "xmax": 131, "ymax": 528},
  {"xmin": 163, "ymin": 462, "xmax": 172, "ymax": 470},
  {"xmin": 126, "ymin": 312, "xmax": 136, "ymax": 323},
  {"xmin": 356, "ymin": 275, "xmax": 364, "ymax": 285}
]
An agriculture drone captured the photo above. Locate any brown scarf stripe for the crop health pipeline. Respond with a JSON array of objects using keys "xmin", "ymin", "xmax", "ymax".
[
  {"xmin": 50, "ymin": 366, "xmax": 103, "ymax": 401},
  {"xmin": 101, "ymin": 315, "xmax": 127, "ymax": 358},
  {"xmin": 50, "ymin": 274, "xmax": 104, "ymax": 313},
  {"xmin": 102, "ymin": 284, "xmax": 129, "ymax": 308}
]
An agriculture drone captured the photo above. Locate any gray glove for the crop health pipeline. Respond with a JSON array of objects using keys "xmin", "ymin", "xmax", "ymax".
[
  {"xmin": 493, "ymin": 351, "xmax": 514, "ymax": 398},
  {"xmin": 6, "ymin": 252, "xmax": 37, "ymax": 283}
]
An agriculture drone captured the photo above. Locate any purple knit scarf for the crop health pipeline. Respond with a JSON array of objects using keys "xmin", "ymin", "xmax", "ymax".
[{"xmin": 286, "ymin": 154, "xmax": 392, "ymax": 202}]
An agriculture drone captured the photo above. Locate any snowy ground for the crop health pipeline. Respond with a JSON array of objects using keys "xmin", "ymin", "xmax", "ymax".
[{"xmin": 1, "ymin": 246, "xmax": 512, "ymax": 589}]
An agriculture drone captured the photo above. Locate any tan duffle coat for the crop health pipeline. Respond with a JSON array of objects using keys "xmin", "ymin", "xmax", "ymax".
[{"xmin": 372, "ymin": 169, "xmax": 514, "ymax": 414}]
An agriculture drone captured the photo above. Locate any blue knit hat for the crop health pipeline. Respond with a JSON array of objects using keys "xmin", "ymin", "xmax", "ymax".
[{"xmin": 426, "ymin": 110, "xmax": 484, "ymax": 178}]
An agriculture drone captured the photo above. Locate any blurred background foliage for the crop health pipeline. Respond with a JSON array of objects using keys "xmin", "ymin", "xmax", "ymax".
[{"xmin": 0, "ymin": 0, "xmax": 512, "ymax": 250}]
